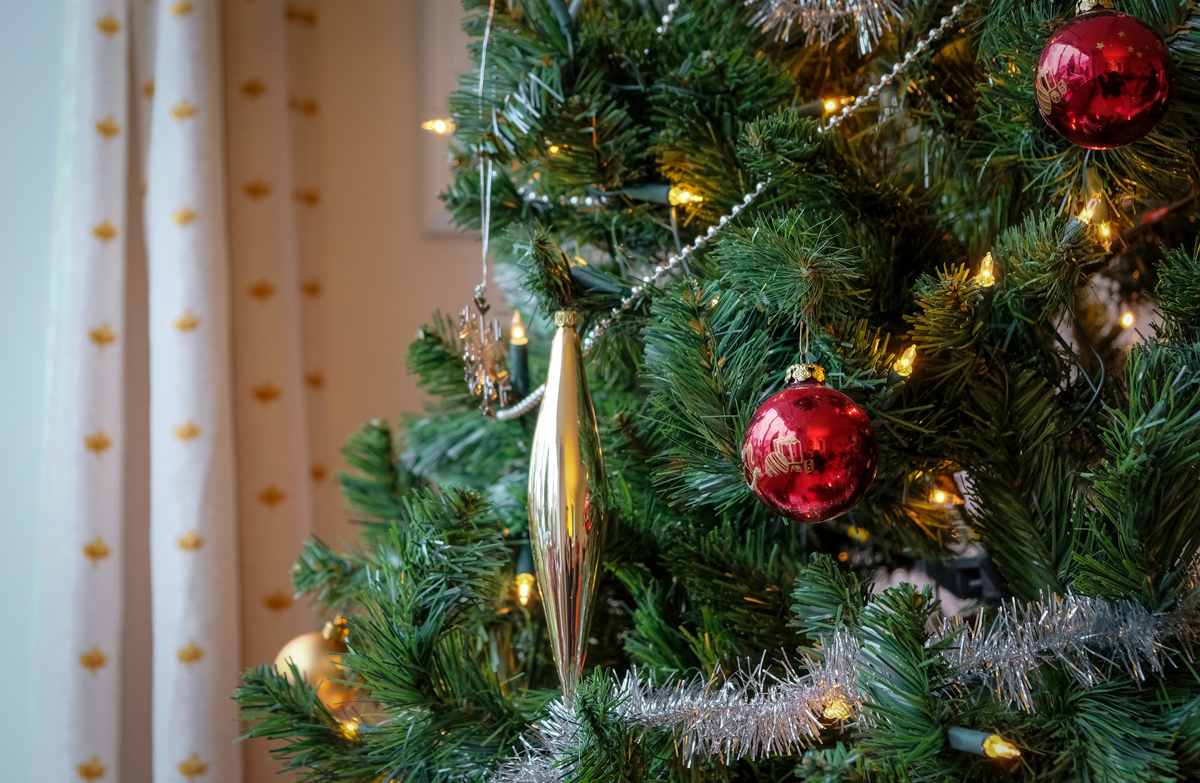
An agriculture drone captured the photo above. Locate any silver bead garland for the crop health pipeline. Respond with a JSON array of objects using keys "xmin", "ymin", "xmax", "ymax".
[
  {"xmin": 494, "ymin": 179, "xmax": 770, "ymax": 420},
  {"xmin": 657, "ymin": 0, "xmax": 681, "ymax": 34},
  {"xmin": 492, "ymin": 5, "xmax": 966, "ymax": 419},
  {"xmin": 823, "ymin": 4, "xmax": 966, "ymax": 131}
]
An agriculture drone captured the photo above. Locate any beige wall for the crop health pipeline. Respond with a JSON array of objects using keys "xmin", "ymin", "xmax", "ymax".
[{"xmin": 310, "ymin": 0, "xmax": 483, "ymax": 540}]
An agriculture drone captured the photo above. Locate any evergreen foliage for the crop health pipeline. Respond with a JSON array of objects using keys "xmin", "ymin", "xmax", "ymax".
[{"xmin": 237, "ymin": 0, "xmax": 1200, "ymax": 780}]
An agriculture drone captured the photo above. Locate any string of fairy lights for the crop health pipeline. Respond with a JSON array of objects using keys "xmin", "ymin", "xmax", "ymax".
[
  {"xmin": 419, "ymin": 0, "xmax": 1136, "ymax": 599},
  {"xmin": 419, "ymin": 3, "xmax": 976, "ymax": 421},
  {"xmin": 291, "ymin": 0, "xmax": 1150, "ymax": 768}
]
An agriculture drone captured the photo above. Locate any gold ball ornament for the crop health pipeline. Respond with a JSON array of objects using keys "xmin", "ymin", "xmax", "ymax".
[{"xmin": 274, "ymin": 618, "xmax": 358, "ymax": 711}]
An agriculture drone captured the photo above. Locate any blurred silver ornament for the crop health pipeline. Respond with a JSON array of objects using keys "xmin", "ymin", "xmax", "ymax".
[
  {"xmin": 527, "ymin": 310, "xmax": 610, "ymax": 706},
  {"xmin": 460, "ymin": 286, "xmax": 511, "ymax": 418},
  {"xmin": 746, "ymin": 0, "xmax": 907, "ymax": 54}
]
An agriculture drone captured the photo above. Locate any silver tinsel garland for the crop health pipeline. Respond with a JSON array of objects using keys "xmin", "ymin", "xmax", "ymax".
[
  {"xmin": 492, "ymin": 630, "xmax": 865, "ymax": 783},
  {"xmin": 491, "ymin": 590, "xmax": 1199, "ymax": 783},
  {"xmin": 746, "ymin": 0, "xmax": 908, "ymax": 54},
  {"xmin": 929, "ymin": 592, "xmax": 1175, "ymax": 710}
]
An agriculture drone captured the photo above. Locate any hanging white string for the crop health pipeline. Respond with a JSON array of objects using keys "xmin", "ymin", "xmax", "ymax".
[
  {"xmin": 458, "ymin": 0, "xmax": 512, "ymax": 418},
  {"xmin": 477, "ymin": 0, "xmax": 499, "ymax": 292},
  {"xmin": 479, "ymin": 156, "xmax": 493, "ymax": 294},
  {"xmin": 492, "ymin": 4, "xmax": 968, "ymax": 420},
  {"xmin": 478, "ymin": 0, "xmax": 497, "ymax": 101}
]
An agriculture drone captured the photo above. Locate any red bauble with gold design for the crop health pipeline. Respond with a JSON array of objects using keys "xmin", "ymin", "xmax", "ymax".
[
  {"xmin": 741, "ymin": 365, "xmax": 878, "ymax": 523},
  {"xmin": 1035, "ymin": 8, "xmax": 1173, "ymax": 150}
]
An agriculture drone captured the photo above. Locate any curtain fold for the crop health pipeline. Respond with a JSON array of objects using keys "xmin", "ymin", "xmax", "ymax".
[
  {"xmin": 145, "ymin": 0, "xmax": 242, "ymax": 780},
  {"xmin": 36, "ymin": 2, "xmax": 325, "ymax": 780},
  {"xmin": 37, "ymin": 1, "xmax": 130, "ymax": 780},
  {"xmin": 223, "ymin": 5, "xmax": 315, "ymax": 778}
]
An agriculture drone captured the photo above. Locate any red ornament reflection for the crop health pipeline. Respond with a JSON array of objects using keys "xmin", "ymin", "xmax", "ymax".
[
  {"xmin": 1035, "ymin": 9, "xmax": 1173, "ymax": 150},
  {"xmin": 742, "ymin": 379, "xmax": 878, "ymax": 523}
]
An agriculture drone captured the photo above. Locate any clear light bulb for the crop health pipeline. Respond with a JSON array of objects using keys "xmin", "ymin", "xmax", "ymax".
[
  {"xmin": 1078, "ymin": 197, "xmax": 1099, "ymax": 223},
  {"xmin": 668, "ymin": 185, "xmax": 702, "ymax": 206},
  {"xmin": 511, "ymin": 310, "xmax": 528, "ymax": 345},
  {"xmin": 516, "ymin": 573, "xmax": 535, "ymax": 605},
  {"xmin": 983, "ymin": 734, "xmax": 1020, "ymax": 759},
  {"xmin": 421, "ymin": 119, "xmax": 454, "ymax": 134},
  {"xmin": 975, "ymin": 252, "xmax": 995, "ymax": 287},
  {"xmin": 823, "ymin": 698, "xmax": 852, "ymax": 720},
  {"xmin": 893, "ymin": 345, "xmax": 916, "ymax": 377}
]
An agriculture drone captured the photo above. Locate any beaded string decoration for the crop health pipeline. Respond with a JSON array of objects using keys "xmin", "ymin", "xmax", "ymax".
[{"xmin": 489, "ymin": 4, "xmax": 968, "ymax": 420}]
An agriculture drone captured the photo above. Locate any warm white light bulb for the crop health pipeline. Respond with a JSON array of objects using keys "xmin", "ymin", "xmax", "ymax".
[
  {"xmin": 511, "ymin": 310, "xmax": 528, "ymax": 345},
  {"xmin": 824, "ymin": 99, "xmax": 838, "ymax": 113},
  {"xmin": 1078, "ymin": 197, "xmax": 1099, "ymax": 223},
  {"xmin": 975, "ymin": 252, "xmax": 995, "ymax": 287},
  {"xmin": 823, "ymin": 698, "xmax": 852, "ymax": 720},
  {"xmin": 893, "ymin": 345, "xmax": 916, "ymax": 378},
  {"xmin": 983, "ymin": 734, "xmax": 1020, "ymax": 759},
  {"xmin": 668, "ymin": 185, "xmax": 701, "ymax": 206},
  {"xmin": 516, "ymin": 573, "xmax": 535, "ymax": 605},
  {"xmin": 421, "ymin": 119, "xmax": 454, "ymax": 134},
  {"xmin": 1121, "ymin": 311, "xmax": 1134, "ymax": 328}
]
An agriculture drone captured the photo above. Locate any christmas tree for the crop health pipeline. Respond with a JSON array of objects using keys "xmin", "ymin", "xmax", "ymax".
[{"xmin": 236, "ymin": 0, "xmax": 1200, "ymax": 780}]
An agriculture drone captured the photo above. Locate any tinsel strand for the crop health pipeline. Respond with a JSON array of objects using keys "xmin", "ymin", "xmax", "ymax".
[
  {"xmin": 747, "ymin": 0, "xmax": 907, "ymax": 54},
  {"xmin": 491, "ymin": 630, "xmax": 865, "ymax": 783},
  {"xmin": 928, "ymin": 591, "xmax": 1171, "ymax": 710},
  {"xmin": 491, "ymin": 587, "xmax": 1199, "ymax": 781}
]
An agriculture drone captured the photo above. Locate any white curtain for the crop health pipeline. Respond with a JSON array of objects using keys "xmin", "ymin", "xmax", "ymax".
[{"xmin": 37, "ymin": 1, "xmax": 324, "ymax": 780}]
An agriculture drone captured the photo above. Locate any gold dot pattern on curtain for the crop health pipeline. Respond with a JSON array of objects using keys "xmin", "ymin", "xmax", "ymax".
[{"xmin": 224, "ymin": 6, "xmax": 324, "ymax": 781}]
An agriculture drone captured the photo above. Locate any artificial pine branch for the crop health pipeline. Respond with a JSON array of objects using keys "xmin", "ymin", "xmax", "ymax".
[{"xmin": 241, "ymin": 1, "xmax": 1200, "ymax": 780}]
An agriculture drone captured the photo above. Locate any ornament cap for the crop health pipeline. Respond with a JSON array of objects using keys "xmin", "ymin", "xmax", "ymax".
[
  {"xmin": 554, "ymin": 310, "xmax": 579, "ymax": 328},
  {"xmin": 322, "ymin": 617, "xmax": 349, "ymax": 643},
  {"xmin": 1077, "ymin": 0, "xmax": 1114, "ymax": 11},
  {"xmin": 785, "ymin": 364, "xmax": 826, "ymax": 384}
]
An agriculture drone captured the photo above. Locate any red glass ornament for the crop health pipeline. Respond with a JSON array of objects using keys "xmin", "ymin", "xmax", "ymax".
[
  {"xmin": 742, "ymin": 368, "xmax": 878, "ymax": 523},
  {"xmin": 1035, "ymin": 9, "xmax": 1173, "ymax": 150}
]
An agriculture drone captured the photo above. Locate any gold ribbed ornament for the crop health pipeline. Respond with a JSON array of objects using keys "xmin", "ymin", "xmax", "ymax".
[{"xmin": 527, "ymin": 311, "xmax": 609, "ymax": 706}]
